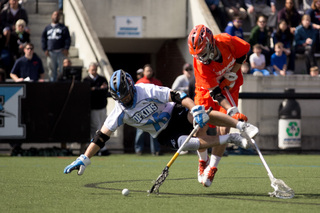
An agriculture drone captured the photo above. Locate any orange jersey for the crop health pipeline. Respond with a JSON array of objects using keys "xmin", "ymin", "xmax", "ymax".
[{"xmin": 193, "ymin": 33, "xmax": 250, "ymax": 115}]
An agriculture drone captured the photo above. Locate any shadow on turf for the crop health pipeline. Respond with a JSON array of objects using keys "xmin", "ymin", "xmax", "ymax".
[{"xmin": 84, "ymin": 178, "xmax": 320, "ymax": 206}]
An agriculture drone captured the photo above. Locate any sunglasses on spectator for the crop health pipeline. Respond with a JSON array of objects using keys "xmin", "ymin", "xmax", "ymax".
[
  {"xmin": 25, "ymin": 47, "xmax": 34, "ymax": 50},
  {"xmin": 185, "ymin": 68, "xmax": 193, "ymax": 71}
]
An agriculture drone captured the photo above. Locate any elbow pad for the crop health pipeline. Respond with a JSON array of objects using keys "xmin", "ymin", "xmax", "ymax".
[
  {"xmin": 209, "ymin": 87, "xmax": 226, "ymax": 104},
  {"xmin": 170, "ymin": 90, "xmax": 188, "ymax": 104},
  {"xmin": 235, "ymin": 54, "xmax": 247, "ymax": 64},
  {"xmin": 91, "ymin": 130, "xmax": 110, "ymax": 149}
]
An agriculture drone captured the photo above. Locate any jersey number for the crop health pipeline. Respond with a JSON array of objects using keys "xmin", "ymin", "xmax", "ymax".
[{"xmin": 146, "ymin": 112, "xmax": 170, "ymax": 131}]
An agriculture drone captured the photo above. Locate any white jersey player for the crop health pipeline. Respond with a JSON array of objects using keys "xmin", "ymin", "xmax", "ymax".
[
  {"xmin": 64, "ymin": 69, "xmax": 258, "ymax": 178},
  {"xmin": 105, "ymin": 83, "xmax": 175, "ymax": 138}
]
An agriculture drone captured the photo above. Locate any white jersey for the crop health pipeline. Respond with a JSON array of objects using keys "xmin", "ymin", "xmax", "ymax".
[{"xmin": 104, "ymin": 84, "xmax": 175, "ymax": 138}]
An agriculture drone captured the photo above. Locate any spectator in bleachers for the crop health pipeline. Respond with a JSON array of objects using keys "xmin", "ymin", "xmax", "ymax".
[
  {"xmin": 0, "ymin": 21, "xmax": 12, "ymax": 78},
  {"xmin": 0, "ymin": 0, "xmax": 27, "ymax": 77},
  {"xmin": 10, "ymin": 43, "xmax": 45, "ymax": 82},
  {"xmin": 271, "ymin": 42, "xmax": 293, "ymax": 76},
  {"xmin": 241, "ymin": 62, "xmax": 250, "ymax": 74},
  {"xmin": 57, "ymin": 58, "xmax": 72, "ymax": 81},
  {"xmin": 0, "ymin": 0, "xmax": 8, "ymax": 10},
  {"xmin": 224, "ymin": 16, "xmax": 244, "ymax": 39},
  {"xmin": 62, "ymin": 58, "xmax": 71, "ymax": 67},
  {"xmin": 205, "ymin": 0, "xmax": 228, "ymax": 31},
  {"xmin": 294, "ymin": 14, "xmax": 318, "ymax": 74},
  {"xmin": 303, "ymin": 0, "xmax": 313, "ymax": 12},
  {"xmin": 272, "ymin": 19, "xmax": 295, "ymax": 71},
  {"xmin": 248, "ymin": 15, "xmax": 272, "ymax": 65},
  {"xmin": 309, "ymin": 65, "xmax": 319, "ymax": 76},
  {"xmin": 221, "ymin": 0, "xmax": 247, "ymax": 20},
  {"xmin": 307, "ymin": 0, "xmax": 320, "ymax": 27},
  {"xmin": 0, "ymin": 0, "xmax": 29, "ymax": 47},
  {"xmin": 249, "ymin": 44, "xmax": 270, "ymax": 76},
  {"xmin": 171, "ymin": 63, "xmax": 194, "ymax": 95},
  {"xmin": 306, "ymin": 0, "xmax": 320, "ymax": 52},
  {"xmin": 136, "ymin": 68, "xmax": 143, "ymax": 81},
  {"xmin": 245, "ymin": 0, "xmax": 277, "ymax": 29},
  {"xmin": 41, "ymin": 10, "xmax": 71, "ymax": 82},
  {"xmin": 9, "ymin": 19, "xmax": 30, "ymax": 60},
  {"xmin": 277, "ymin": 0, "xmax": 301, "ymax": 34}
]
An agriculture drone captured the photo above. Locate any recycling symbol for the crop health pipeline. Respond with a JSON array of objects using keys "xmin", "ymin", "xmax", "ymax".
[{"xmin": 286, "ymin": 122, "xmax": 300, "ymax": 137}]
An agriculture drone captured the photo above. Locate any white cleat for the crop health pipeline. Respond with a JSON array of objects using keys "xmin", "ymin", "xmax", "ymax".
[
  {"xmin": 227, "ymin": 133, "xmax": 250, "ymax": 149},
  {"xmin": 241, "ymin": 123, "xmax": 259, "ymax": 138},
  {"xmin": 202, "ymin": 166, "xmax": 218, "ymax": 187},
  {"xmin": 198, "ymin": 158, "xmax": 210, "ymax": 184}
]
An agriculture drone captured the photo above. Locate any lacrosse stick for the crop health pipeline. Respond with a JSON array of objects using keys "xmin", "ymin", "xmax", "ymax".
[
  {"xmin": 148, "ymin": 107, "xmax": 212, "ymax": 194},
  {"xmin": 224, "ymin": 87, "xmax": 294, "ymax": 199}
]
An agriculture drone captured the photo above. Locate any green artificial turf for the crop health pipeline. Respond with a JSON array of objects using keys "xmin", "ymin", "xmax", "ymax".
[{"xmin": 0, "ymin": 154, "xmax": 319, "ymax": 213}]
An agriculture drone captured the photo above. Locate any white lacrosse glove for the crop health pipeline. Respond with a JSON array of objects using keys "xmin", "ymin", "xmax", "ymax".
[
  {"xmin": 220, "ymin": 72, "xmax": 238, "ymax": 89},
  {"xmin": 227, "ymin": 106, "xmax": 248, "ymax": 121},
  {"xmin": 227, "ymin": 106, "xmax": 239, "ymax": 116},
  {"xmin": 236, "ymin": 122, "xmax": 259, "ymax": 138},
  {"xmin": 64, "ymin": 154, "xmax": 91, "ymax": 175},
  {"xmin": 190, "ymin": 105, "xmax": 209, "ymax": 128}
]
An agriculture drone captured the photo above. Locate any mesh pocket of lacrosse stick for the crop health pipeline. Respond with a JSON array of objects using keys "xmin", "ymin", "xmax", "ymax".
[
  {"xmin": 148, "ymin": 166, "xmax": 169, "ymax": 195},
  {"xmin": 268, "ymin": 178, "xmax": 295, "ymax": 199}
]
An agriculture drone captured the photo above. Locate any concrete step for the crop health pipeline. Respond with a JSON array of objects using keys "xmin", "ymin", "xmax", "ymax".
[
  {"xmin": 28, "ymin": 14, "xmax": 52, "ymax": 25},
  {"xmin": 28, "ymin": 14, "xmax": 51, "ymax": 36},
  {"xmin": 24, "ymin": 0, "xmax": 58, "ymax": 15},
  {"xmin": 69, "ymin": 47, "xmax": 78, "ymax": 58},
  {"xmin": 70, "ymin": 58, "xmax": 84, "ymax": 67}
]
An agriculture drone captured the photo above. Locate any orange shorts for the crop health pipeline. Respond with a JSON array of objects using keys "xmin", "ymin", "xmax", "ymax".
[{"xmin": 194, "ymin": 86, "xmax": 240, "ymax": 128}]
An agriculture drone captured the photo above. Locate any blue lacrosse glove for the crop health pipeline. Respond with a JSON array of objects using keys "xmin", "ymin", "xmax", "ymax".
[
  {"xmin": 64, "ymin": 154, "xmax": 91, "ymax": 175},
  {"xmin": 190, "ymin": 105, "xmax": 209, "ymax": 128}
]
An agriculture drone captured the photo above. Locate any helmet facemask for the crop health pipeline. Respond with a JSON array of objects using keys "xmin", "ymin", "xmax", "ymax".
[{"xmin": 193, "ymin": 38, "xmax": 215, "ymax": 65}]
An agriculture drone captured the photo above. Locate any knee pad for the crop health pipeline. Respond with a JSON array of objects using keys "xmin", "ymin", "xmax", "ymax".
[{"xmin": 178, "ymin": 136, "xmax": 200, "ymax": 151}]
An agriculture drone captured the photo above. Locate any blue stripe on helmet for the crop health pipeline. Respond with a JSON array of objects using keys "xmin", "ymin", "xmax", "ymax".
[
  {"xmin": 116, "ymin": 70, "xmax": 122, "ymax": 98},
  {"xmin": 110, "ymin": 71, "xmax": 117, "ymax": 91}
]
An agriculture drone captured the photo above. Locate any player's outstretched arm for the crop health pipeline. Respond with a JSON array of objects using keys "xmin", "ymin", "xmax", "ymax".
[{"xmin": 64, "ymin": 126, "xmax": 112, "ymax": 175}]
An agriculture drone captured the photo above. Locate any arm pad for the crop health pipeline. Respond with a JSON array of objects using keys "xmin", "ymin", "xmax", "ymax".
[
  {"xmin": 235, "ymin": 54, "xmax": 247, "ymax": 64},
  {"xmin": 91, "ymin": 130, "xmax": 110, "ymax": 149},
  {"xmin": 170, "ymin": 90, "xmax": 188, "ymax": 104},
  {"xmin": 209, "ymin": 87, "xmax": 226, "ymax": 104}
]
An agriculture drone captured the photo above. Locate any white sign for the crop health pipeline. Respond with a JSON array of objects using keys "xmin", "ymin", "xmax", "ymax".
[
  {"xmin": 0, "ymin": 84, "xmax": 26, "ymax": 138},
  {"xmin": 115, "ymin": 16, "xmax": 142, "ymax": 38}
]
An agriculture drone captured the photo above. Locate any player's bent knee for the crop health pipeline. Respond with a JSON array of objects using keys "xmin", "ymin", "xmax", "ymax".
[{"xmin": 178, "ymin": 136, "xmax": 200, "ymax": 151}]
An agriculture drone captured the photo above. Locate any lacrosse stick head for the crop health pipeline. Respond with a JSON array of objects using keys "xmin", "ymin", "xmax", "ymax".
[
  {"xmin": 148, "ymin": 166, "xmax": 169, "ymax": 194},
  {"xmin": 268, "ymin": 177, "xmax": 295, "ymax": 199}
]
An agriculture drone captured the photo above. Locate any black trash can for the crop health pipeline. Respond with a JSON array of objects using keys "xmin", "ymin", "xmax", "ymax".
[{"xmin": 278, "ymin": 88, "xmax": 301, "ymax": 149}]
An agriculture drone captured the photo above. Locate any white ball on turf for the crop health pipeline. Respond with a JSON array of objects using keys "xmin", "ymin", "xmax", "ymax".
[{"xmin": 122, "ymin": 188, "xmax": 129, "ymax": 196}]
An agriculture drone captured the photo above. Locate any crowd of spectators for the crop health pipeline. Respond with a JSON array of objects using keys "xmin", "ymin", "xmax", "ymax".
[
  {"xmin": 208, "ymin": 0, "xmax": 320, "ymax": 76},
  {"xmin": 0, "ymin": 0, "xmax": 71, "ymax": 82}
]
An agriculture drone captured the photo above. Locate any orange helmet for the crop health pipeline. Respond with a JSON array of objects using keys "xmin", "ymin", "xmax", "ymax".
[{"xmin": 188, "ymin": 25, "xmax": 215, "ymax": 64}]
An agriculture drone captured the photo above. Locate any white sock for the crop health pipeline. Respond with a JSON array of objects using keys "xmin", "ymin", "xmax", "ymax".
[
  {"xmin": 219, "ymin": 135, "xmax": 229, "ymax": 145},
  {"xmin": 197, "ymin": 150, "xmax": 207, "ymax": 161},
  {"xmin": 209, "ymin": 155, "xmax": 221, "ymax": 168}
]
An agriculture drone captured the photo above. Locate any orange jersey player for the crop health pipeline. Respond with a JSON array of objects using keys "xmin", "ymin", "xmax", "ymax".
[{"xmin": 188, "ymin": 24, "xmax": 254, "ymax": 187}]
